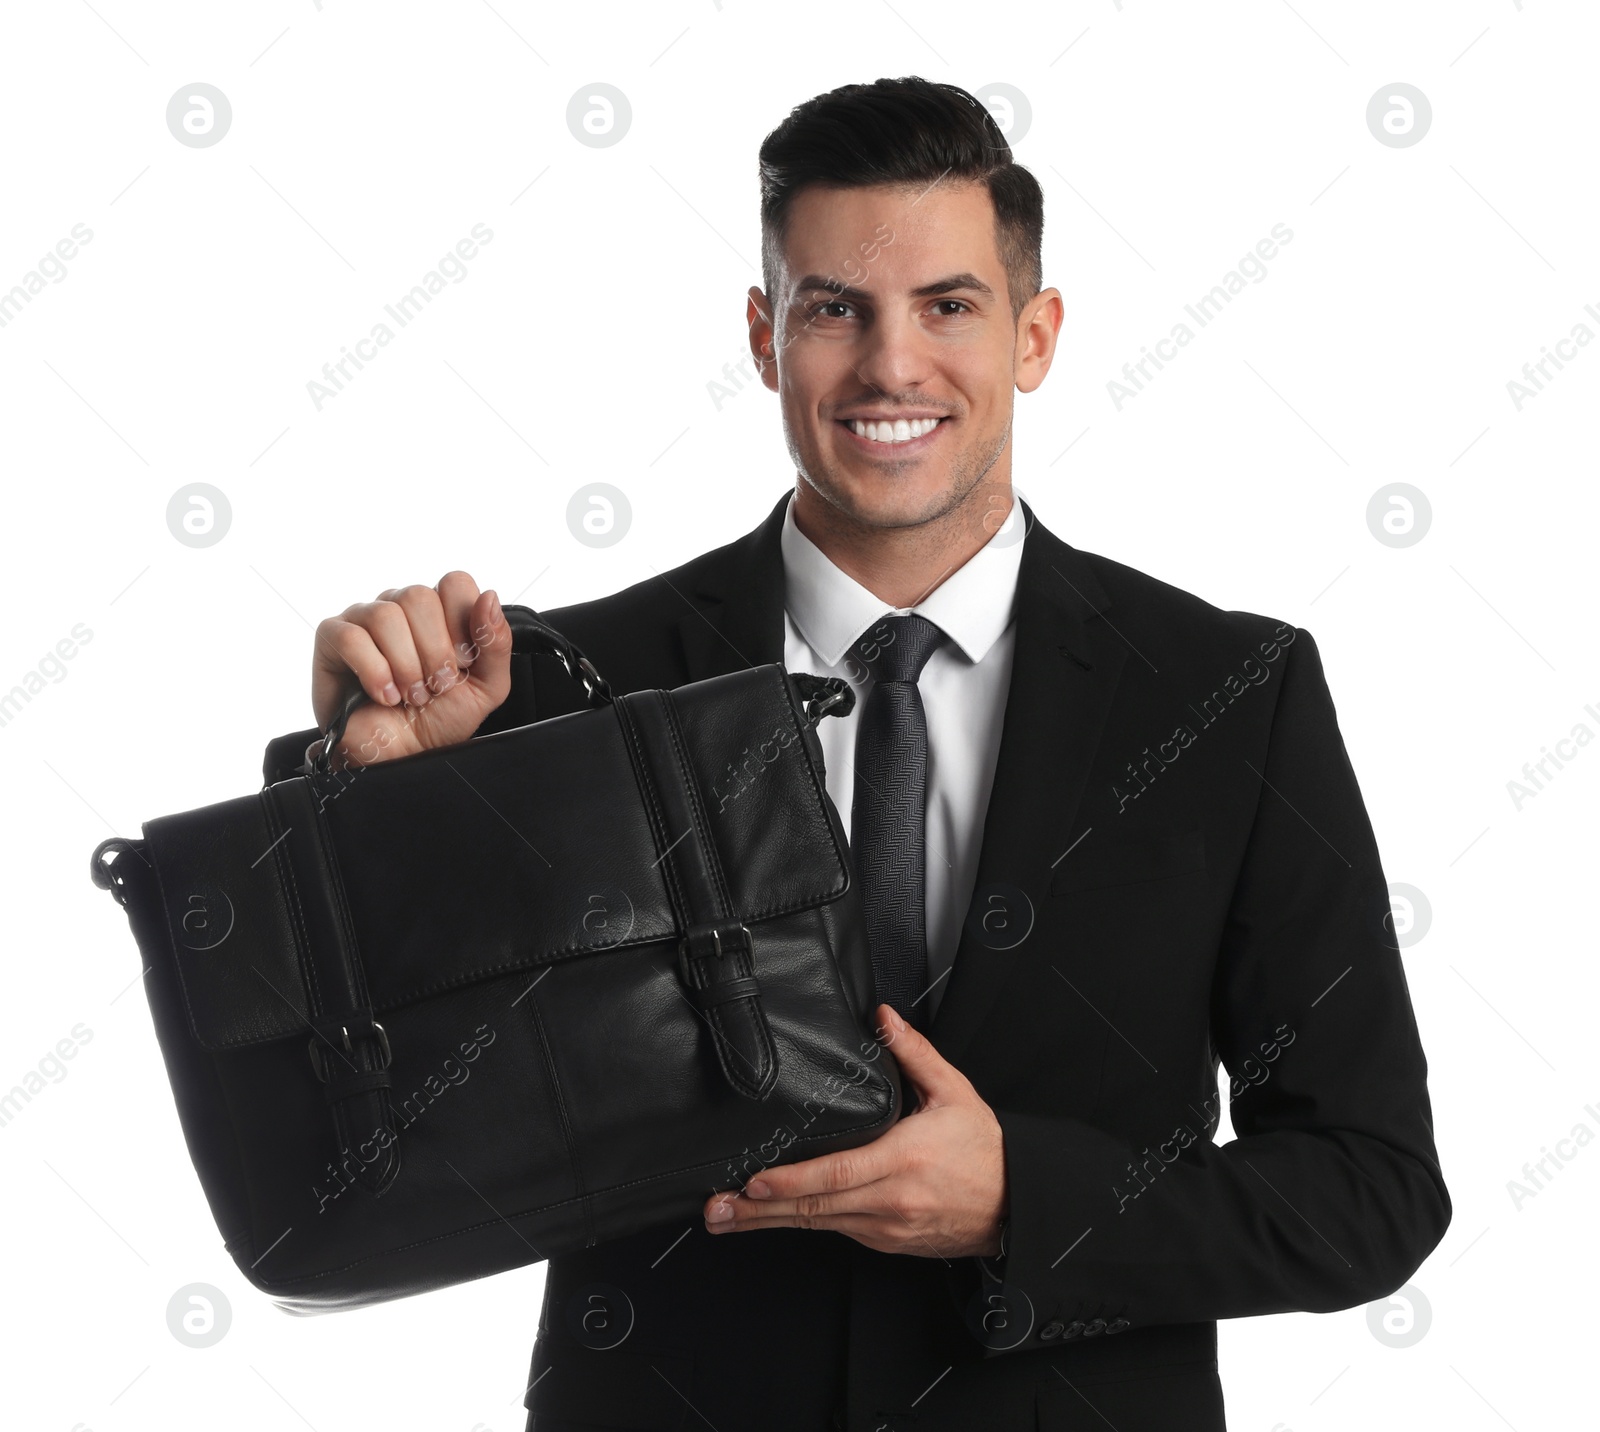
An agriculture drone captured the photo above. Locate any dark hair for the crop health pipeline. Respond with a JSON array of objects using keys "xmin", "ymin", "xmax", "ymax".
[{"xmin": 758, "ymin": 76, "xmax": 1044, "ymax": 325}]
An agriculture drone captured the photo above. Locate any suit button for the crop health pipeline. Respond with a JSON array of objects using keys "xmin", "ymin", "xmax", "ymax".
[
  {"xmin": 1038, "ymin": 1320, "xmax": 1065, "ymax": 1341},
  {"xmin": 1062, "ymin": 1320, "xmax": 1085, "ymax": 1340},
  {"xmin": 1082, "ymin": 1318, "xmax": 1106, "ymax": 1337},
  {"xmin": 1107, "ymin": 1317, "xmax": 1130, "ymax": 1335}
]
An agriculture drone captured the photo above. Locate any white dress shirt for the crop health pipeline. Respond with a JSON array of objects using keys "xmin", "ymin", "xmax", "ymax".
[{"xmin": 779, "ymin": 490, "xmax": 1025, "ymax": 1022}]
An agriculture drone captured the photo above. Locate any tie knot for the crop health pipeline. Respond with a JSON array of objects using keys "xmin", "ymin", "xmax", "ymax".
[{"xmin": 851, "ymin": 613, "xmax": 945, "ymax": 685}]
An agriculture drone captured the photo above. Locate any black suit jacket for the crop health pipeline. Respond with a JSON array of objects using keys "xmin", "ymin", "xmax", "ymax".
[{"xmin": 264, "ymin": 492, "xmax": 1450, "ymax": 1432}]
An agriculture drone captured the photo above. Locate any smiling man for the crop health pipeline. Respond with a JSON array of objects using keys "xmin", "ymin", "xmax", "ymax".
[{"xmin": 268, "ymin": 75, "xmax": 1449, "ymax": 1432}]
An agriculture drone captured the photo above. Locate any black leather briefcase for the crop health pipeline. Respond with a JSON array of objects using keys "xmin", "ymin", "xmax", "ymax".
[{"xmin": 89, "ymin": 607, "xmax": 902, "ymax": 1313}]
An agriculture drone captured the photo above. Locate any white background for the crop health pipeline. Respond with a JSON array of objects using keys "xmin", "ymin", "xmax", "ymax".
[{"xmin": 2, "ymin": 1, "xmax": 1595, "ymax": 1428}]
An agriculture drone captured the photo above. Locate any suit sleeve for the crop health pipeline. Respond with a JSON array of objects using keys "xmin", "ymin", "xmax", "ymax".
[
  {"xmin": 971, "ymin": 626, "xmax": 1451, "ymax": 1350},
  {"xmin": 259, "ymin": 648, "xmax": 542, "ymax": 787}
]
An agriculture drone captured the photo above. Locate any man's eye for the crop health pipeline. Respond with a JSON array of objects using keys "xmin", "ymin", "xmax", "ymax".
[
  {"xmin": 934, "ymin": 300, "xmax": 971, "ymax": 316},
  {"xmin": 813, "ymin": 300, "xmax": 854, "ymax": 319}
]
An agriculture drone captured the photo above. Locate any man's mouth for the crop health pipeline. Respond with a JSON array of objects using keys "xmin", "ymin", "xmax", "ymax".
[{"xmin": 835, "ymin": 415, "xmax": 949, "ymax": 447}]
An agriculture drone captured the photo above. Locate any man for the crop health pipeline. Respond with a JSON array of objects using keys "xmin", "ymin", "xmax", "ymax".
[{"xmin": 266, "ymin": 77, "xmax": 1449, "ymax": 1432}]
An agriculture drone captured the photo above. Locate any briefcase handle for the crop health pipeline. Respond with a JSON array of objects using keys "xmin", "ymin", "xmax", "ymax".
[
  {"xmin": 503, "ymin": 604, "xmax": 616, "ymax": 705},
  {"xmin": 312, "ymin": 604, "xmax": 856, "ymax": 777},
  {"xmin": 499, "ymin": 606, "xmax": 858, "ymax": 728}
]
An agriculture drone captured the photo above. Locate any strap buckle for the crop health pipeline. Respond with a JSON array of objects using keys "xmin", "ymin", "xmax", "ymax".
[
  {"xmin": 307, "ymin": 1019, "xmax": 392, "ymax": 1083},
  {"xmin": 676, "ymin": 921, "xmax": 753, "ymax": 980}
]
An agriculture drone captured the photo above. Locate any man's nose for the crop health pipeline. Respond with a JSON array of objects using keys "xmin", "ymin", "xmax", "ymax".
[{"xmin": 851, "ymin": 310, "xmax": 933, "ymax": 395}]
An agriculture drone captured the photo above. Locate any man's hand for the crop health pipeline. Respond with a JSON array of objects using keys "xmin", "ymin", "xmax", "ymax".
[
  {"xmin": 702, "ymin": 1004, "xmax": 1008, "ymax": 1258},
  {"xmin": 306, "ymin": 572, "xmax": 513, "ymax": 772}
]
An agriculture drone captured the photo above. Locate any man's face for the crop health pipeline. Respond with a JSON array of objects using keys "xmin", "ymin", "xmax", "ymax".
[{"xmin": 750, "ymin": 180, "xmax": 1055, "ymax": 533}]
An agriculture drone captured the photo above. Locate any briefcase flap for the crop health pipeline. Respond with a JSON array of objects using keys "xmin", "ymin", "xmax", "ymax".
[{"xmin": 145, "ymin": 664, "xmax": 852, "ymax": 1052}]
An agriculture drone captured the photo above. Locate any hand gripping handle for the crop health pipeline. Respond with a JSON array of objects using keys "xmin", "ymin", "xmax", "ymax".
[{"xmin": 311, "ymin": 604, "xmax": 613, "ymax": 775}]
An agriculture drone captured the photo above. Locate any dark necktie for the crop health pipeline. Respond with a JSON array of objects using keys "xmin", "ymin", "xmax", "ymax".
[{"xmin": 848, "ymin": 613, "xmax": 946, "ymax": 1032}]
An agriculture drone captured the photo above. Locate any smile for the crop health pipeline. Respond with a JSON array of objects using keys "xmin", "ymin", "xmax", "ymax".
[{"xmin": 836, "ymin": 416, "xmax": 949, "ymax": 448}]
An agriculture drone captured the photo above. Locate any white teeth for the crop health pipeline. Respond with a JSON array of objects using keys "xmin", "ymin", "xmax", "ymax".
[{"xmin": 849, "ymin": 417, "xmax": 942, "ymax": 443}]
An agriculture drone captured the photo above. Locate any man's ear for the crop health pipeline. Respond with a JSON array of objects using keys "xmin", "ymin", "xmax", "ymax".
[
  {"xmin": 1015, "ymin": 287, "xmax": 1063, "ymax": 395},
  {"xmin": 747, "ymin": 285, "xmax": 780, "ymax": 391}
]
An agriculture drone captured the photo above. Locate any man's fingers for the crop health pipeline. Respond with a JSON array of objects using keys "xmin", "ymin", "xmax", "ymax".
[
  {"xmin": 707, "ymin": 1182, "xmax": 887, "ymax": 1227},
  {"xmin": 370, "ymin": 598, "xmax": 438, "ymax": 701},
  {"xmin": 460, "ymin": 586, "xmax": 512, "ymax": 705},
  {"xmin": 310, "ymin": 571, "xmax": 512, "ymax": 764},
  {"xmin": 378, "ymin": 583, "xmax": 462, "ymax": 701},
  {"xmin": 436, "ymin": 570, "xmax": 485, "ymax": 668},
  {"xmin": 706, "ymin": 1211, "xmax": 894, "ymax": 1245},
  {"xmin": 739, "ymin": 1142, "xmax": 891, "ymax": 1204},
  {"xmin": 872, "ymin": 1003, "xmax": 971, "ymax": 1108},
  {"xmin": 312, "ymin": 616, "xmax": 407, "ymax": 727}
]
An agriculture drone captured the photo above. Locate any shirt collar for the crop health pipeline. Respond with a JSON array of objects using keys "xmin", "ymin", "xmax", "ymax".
[{"xmin": 779, "ymin": 488, "xmax": 1024, "ymax": 667}]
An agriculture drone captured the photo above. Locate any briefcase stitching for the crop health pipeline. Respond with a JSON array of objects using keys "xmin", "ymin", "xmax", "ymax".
[
  {"xmin": 259, "ymin": 782, "xmax": 400, "ymax": 1196},
  {"xmin": 612, "ymin": 694, "xmax": 688, "ymax": 930},
  {"xmin": 258, "ymin": 785, "xmax": 323, "ymax": 1018},
  {"xmin": 612, "ymin": 692, "xmax": 750, "ymax": 1095},
  {"xmin": 655, "ymin": 687, "xmax": 781, "ymax": 1101},
  {"xmin": 658, "ymin": 689, "xmax": 735, "ymax": 918},
  {"xmin": 628, "ymin": 688, "xmax": 779, "ymax": 1101},
  {"xmin": 310, "ymin": 785, "xmax": 373, "ymax": 1015},
  {"xmin": 305, "ymin": 781, "xmax": 401, "ymax": 1192},
  {"xmin": 519, "ymin": 979, "xmax": 596, "ymax": 1250}
]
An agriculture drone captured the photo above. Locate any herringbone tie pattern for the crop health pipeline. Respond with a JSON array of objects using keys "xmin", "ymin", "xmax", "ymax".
[{"xmin": 849, "ymin": 613, "xmax": 946, "ymax": 1032}]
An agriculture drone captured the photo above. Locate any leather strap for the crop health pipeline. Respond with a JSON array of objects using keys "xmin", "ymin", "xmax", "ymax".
[
  {"xmin": 502, "ymin": 604, "xmax": 614, "ymax": 706},
  {"xmin": 613, "ymin": 689, "xmax": 780, "ymax": 1101},
  {"xmin": 263, "ymin": 779, "xmax": 401, "ymax": 1194},
  {"xmin": 321, "ymin": 1065, "xmax": 394, "ymax": 1106},
  {"xmin": 685, "ymin": 974, "xmax": 762, "ymax": 1010}
]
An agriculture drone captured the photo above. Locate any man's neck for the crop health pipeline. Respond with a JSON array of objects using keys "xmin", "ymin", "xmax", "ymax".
[{"xmin": 791, "ymin": 479, "xmax": 1014, "ymax": 611}]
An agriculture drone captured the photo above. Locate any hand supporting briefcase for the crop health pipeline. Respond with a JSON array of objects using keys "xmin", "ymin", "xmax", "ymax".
[{"xmin": 89, "ymin": 606, "xmax": 902, "ymax": 1313}]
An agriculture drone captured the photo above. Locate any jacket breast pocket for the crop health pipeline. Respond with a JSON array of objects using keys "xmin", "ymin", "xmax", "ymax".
[{"xmin": 1049, "ymin": 826, "xmax": 1206, "ymax": 895}]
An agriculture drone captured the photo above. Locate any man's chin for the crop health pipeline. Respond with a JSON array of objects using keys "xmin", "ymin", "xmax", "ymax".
[{"xmin": 802, "ymin": 469, "xmax": 955, "ymax": 532}]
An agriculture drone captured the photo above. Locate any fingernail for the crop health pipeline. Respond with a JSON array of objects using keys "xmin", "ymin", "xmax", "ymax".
[
  {"xmin": 706, "ymin": 1200, "xmax": 733, "ymax": 1222},
  {"xmin": 747, "ymin": 1179, "xmax": 771, "ymax": 1199},
  {"xmin": 409, "ymin": 681, "xmax": 430, "ymax": 706},
  {"xmin": 432, "ymin": 664, "xmax": 456, "ymax": 692},
  {"xmin": 382, "ymin": 681, "xmax": 401, "ymax": 705},
  {"xmin": 487, "ymin": 589, "xmax": 503, "ymax": 624}
]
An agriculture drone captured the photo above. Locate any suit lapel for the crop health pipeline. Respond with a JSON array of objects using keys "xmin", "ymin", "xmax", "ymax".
[
  {"xmin": 668, "ymin": 491, "xmax": 1130, "ymax": 1069},
  {"xmin": 923, "ymin": 503, "xmax": 1127, "ymax": 1065},
  {"xmin": 672, "ymin": 492, "xmax": 790, "ymax": 682}
]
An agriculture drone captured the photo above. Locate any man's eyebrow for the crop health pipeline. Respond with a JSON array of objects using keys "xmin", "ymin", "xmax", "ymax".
[{"xmin": 790, "ymin": 271, "xmax": 996, "ymax": 302}]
